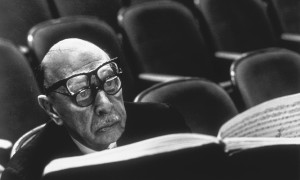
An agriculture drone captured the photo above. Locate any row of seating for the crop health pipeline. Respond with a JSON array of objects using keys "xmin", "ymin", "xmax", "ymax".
[
  {"xmin": 8, "ymin": 0, "xmax": 298, "ymax": 82},
  {"xmin": 1, "ymin": 0, "xmax": 300, "ymax": 83},
  {"xmin": 1, "ymin": 0, "xmax": 300, "ymax": 45},
  {"xmin": 0, "ymin": 0, "xmax": 122, "ymax": 46},
  {"xmin": 0, "ymin": 0, "xmax": 297, "ymax": 88},
  {"xmin": 24, "ymin": 15, "xmax": 300, "ymax": 109},
  {"xmin": 19, "ymin": 0, "xmax": 300, "ymax": 105}
]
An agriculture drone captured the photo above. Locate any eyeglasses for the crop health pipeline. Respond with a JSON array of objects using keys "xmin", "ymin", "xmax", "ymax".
[{"xmin": 44, "ymin": 58, "xmax": 122, "ymax": 107}]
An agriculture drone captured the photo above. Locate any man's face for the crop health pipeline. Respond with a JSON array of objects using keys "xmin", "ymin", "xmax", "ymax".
[{"xmin": 45, "ymin": 42, "xmax": 126, "ymax": 150}]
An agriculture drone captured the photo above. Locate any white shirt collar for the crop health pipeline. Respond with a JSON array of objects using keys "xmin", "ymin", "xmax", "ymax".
[{"xmin": 71, "ymin": 136, "xmax": 117, "ymax": 154}]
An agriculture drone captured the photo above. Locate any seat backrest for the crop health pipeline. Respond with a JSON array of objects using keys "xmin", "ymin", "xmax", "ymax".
[
  {"xmin": 122, "ymin": 0, "xmax": 197, "ymax": 14},
  {"xmin": 50, "ymin": 0, "xmax": 122, "ymax": 31},
  {"xmin": 266, "ymin": 0, "xmax": 300, "ymax": 34},
  {"xmin": 28, "ymin": 16, "xmax": 136, "ymax": 101},
  {"xmin": 195, "ymin": 0, "xmax": 277, "ymax": 53},
  {"xmin": 118, "ymin": 1, "xmax": 217, "ymax": 81},
  {"xmin": 231, "ymin": 48, "xmax": 300, "ymax": 108},
  {"xmin": 0, "ymin": 0, "xmax": 52, "ymax": 46},
  {"xmin": 134, "ymin": 78, "xmax": 238, "ymax": 135},
  {"xmin": 0, "ymin": 39, "xmax": 48, "ymax": 143}
]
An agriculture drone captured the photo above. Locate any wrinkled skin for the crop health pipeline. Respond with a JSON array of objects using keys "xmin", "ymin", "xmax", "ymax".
[{"xmin": 38, "ymin": 38, "xmax": 127, "ymax": 151}]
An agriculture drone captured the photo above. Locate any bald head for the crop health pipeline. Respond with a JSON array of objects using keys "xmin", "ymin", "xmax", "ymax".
[{"xmin": 41, "ymin": 38, "xmax": 111, "ymax": 89}]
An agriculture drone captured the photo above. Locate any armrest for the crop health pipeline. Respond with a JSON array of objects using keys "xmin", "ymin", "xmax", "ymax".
[
  {"xmin": 18, "ymin": 45, "xmax": 30, "ymax": 55},
  {"xmin": 138, "ymin": 73, "xmax": 189, "ymax": 89},
  {"xmin": 0, "ymin": 139, "xmax": 12, "ymax": 150},
  {"xmin": 281, "ymin": 33, "xmax": 300, "ymax": 42},
  {"xmin": 218, "ymin": 80, "xmax": 234, "ymax": 94},
  {"xmin": 139, "ymin": 73, "xmax": 188, "ymax": 83},
  {"xmin": 214, "ymin": 51, "xmax": 244, "ymax": 81},
  {"xmin": 0, "ymin": 139, "xmax": 12, "ymax": 166},
  {"xmin": 280, "ymin": 33, "xmax": 300, "ymax": 53},
  {"xmin": 0, "ymin": 163, "xmax": 4, "ymax": 172},
  {"xmin": 18, "ymin": 45, "xmax": 36, "ymax": 65},
  {"xmin": 215, "ymin": 51, "xmax": 244, "ymax": 61}
]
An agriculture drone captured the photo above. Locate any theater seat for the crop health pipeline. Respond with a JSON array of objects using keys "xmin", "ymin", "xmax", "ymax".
[
  {"xmin": 122, "ymin": 0, "xmax": 200, "ymax": 20},
  {"xmin": 134, "ymin": 78, "xmax": 238, "ymax": 135},
  {"xmin": 196, "ymin": 0, "xmax": 300, "ymax": 55},
  {"xmin": 28, "ymin": 16, "xmax": 136, "ymax": 101},
  {"xmin": 0, "ymin": 38, "xmax": 48, "ymax": 164},
  {"xmin": 231, "ymin": 48, "xmax": 300, "ymax": 109},
  {"xmin": 265, "ymin": 0, "xmax": 300, "ymax": 35},
  {"xmin": 118, "ymin": 1, "xmax": 219, "ymax": 84},
  {"xmin": 263, "ymin": 0, "xmax": 300, "ymax": 53},
  {"xmin": 49, "ymin": 0, "xmax": 122, "ymax": 31},
  {"xmin": 195, "ymin": 0, "xmax": 277, "ymax": 54},
  {"xmin": 0, "ymin": 0, "xmax": 52, "ymax": 46}
]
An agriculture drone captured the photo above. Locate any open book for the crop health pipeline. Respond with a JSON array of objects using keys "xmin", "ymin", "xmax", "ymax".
[
  {"xmin": 218, "ymin": 92, "xmax": 300, "ymax": 152},
  {"xmin": 42, "ymin": 93, "xmax": 300, "ymax": 180}
]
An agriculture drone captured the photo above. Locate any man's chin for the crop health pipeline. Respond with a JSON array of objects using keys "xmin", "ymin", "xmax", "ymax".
[{"xmin": 92, "ymin": 124, "xmax": 124, "ymax": 150}]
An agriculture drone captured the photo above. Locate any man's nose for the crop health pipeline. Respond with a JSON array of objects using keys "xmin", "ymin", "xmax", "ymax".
[{"xmin": 94, "ymin": 90, "xmax": 113, "ymax": 115}]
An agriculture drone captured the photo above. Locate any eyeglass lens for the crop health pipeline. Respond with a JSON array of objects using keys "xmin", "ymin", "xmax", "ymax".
[{"xmin": 66, "ymin": 62, "xmax": 121, "ymax": 107}]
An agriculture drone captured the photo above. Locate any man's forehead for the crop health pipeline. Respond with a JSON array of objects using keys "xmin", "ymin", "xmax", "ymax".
[{"xmin": 43, "ymin": 39, "xmax": 111, "ymax": 86}]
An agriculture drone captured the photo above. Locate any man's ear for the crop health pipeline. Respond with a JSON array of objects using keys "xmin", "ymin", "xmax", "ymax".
[{"xmin": 37, "ymin": 95, "xmax": 63, "ymax": 126}]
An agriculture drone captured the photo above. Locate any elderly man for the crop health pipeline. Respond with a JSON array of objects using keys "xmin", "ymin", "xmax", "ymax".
[{"xmin": 2, "ymin": 38, "xmax": 189, "ymax": 180}]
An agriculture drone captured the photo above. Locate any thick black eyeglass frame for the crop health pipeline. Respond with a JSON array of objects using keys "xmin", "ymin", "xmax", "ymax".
[{"xmin": 44, "ymin": 58, "xmax": 122, "ymax": 98}]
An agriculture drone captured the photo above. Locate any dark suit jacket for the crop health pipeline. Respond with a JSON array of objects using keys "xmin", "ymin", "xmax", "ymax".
[{"xmin": 2, "ymin": 102, "xmax": 189, "ymax": 180}]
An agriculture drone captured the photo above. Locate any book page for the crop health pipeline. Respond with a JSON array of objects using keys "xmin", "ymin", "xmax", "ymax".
[
  {"xmin": 223, "ymin": 137, "xmax": 300, "ymax": 153},
  {"xmin": 43, "ymin": 133, "xmax": 219, "ymax": 175},
  {"xmin": 218, "ymin": 93, "xmax": 300, "ymax": 138}
]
